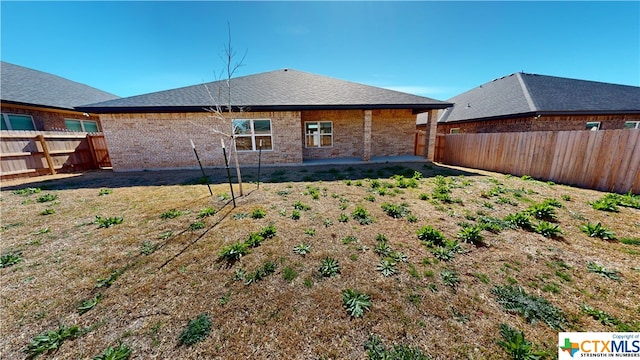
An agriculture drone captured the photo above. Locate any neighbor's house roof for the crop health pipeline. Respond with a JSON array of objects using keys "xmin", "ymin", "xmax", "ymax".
[
  {"xmin": 77, "ymin": 69, "xmax": 452, "ymax": 114},
  {"xmin": 1, "ymin": 61, "xmax": 119, "ymax": 111},
  {"xmin": 439, "ymin": 72, "xmax": 640, "ymax": 123}
]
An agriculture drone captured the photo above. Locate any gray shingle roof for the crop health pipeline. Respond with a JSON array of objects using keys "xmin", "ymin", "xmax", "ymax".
[
  {"xmin": 77, "ymin": 69, "xmax": 451, "ymax": 113},
  {"xmin": 439, "ymin": 73, "xmax": 640, "ymax": 123},
  {"xmin": 1, "ymin": 61, "xmax": 119, "ymax": 110}
]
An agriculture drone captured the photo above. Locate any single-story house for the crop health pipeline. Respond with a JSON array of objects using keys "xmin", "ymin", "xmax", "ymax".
[
  {"xmin": 1, "ymin": 61, "xmax": 119, "ymax": 132},
  {"xmin": 436, "ymin": 72, "xmax": 640, "ymax": 134},
  {"xmin": 78, "ymin": 69, "xmax": 452, "ymax": 171}
]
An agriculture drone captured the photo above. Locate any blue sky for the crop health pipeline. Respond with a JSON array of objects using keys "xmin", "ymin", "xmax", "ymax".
[{"xmin": 1, "ymin": 1, "xmax": 638, "ymax": 100}]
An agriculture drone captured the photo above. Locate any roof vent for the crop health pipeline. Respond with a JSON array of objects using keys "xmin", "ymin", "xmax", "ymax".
[{"xmin": 284, "ymin": 68, "xmax": 288, "ymax": 72}]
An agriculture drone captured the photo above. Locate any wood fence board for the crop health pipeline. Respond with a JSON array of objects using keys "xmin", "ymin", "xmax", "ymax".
[
  {"xmin": 619, "ymin": 131, "xmax": 640, "ymax": 193},
  {"xmin": 606, "ymin": 130, "xmax": 630, "ymax": 192}
]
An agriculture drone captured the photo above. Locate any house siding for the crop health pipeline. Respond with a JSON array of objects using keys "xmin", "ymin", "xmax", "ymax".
[
  {"xmin": 0, "ymin": 103, "xmax": 102, "ymax": 131},
  {"xmin": 437, "ymin": 114, "xmax": 637, "ymax": 134},
  {"xmin": 99, "ymin": 111, "xmax": 303, "ymax": 171}
]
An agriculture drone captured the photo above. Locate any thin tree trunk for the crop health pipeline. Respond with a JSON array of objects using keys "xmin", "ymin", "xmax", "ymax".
[{"xmin": 232, "ymin": 137, "xmax": 243, "ymax": 196}]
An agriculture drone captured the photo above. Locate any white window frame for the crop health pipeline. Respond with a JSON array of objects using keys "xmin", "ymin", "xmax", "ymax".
[
  {"xmin": 449, "ymin": 128, "xmax": 461, "ymax": 134},
  {"xmin": 64, "ymin": 119, "xmax": 99, "ymax": 132},
  {"xmin": 1, "ymin": 113, "xmax": 36, "ymax": 130},
  {"xmin": 623, "ymin": 121, "xmax": 640, "ymax": 129},
  {"xmin": 586, "ymin": 122, "xmax": 601, "ymax": 131},
  {"xmin": 231, "ymin": 118, "xmax": 273, "ymax": 152},
  {"xmin": 305, "ymin": 121, "xmax": 333, "ymax": 148}
]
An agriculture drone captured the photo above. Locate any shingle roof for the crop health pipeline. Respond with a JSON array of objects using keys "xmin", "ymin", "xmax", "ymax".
[
  {"xmin": 77, "ymin": 69, "xmax": 451, "ymax": 113},
  {"xmin": 1, "ymin": 61, "xmax": 119, "ymax": 111},
  {"xmin": 438, "ymin": 73, "xmax": 640, "ymax": 123}
]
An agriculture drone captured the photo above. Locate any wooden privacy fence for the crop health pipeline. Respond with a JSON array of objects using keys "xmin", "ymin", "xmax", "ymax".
[
  {"xmin": 1, "ymin": 131, "xmax": 111, "ymax": 179},
  {"xmin": 436, "ymin": 129, "xmax": 640, "ymax": 194}
]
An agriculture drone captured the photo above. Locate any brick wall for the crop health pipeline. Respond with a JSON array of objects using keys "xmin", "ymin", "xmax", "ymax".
[
  {"xmin": 371, "ymin": 109, "xmax": 416, "ymax": 157},
  {"xmin": 0, "ymin": 104, "xmax": 101, "ymax": 131},
  {"xmin": 100, "ymin": 111, "xmax": 303, "ymax": 171},
  {"xmin": 437, "ymin": 114, "xmax": 638, "ymax": 134},
  {"xmin": 301, "ymin": 110, "xmax": 365, "ymax": 160}
]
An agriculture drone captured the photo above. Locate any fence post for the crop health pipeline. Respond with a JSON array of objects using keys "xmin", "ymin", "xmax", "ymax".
[
  {"xmin": 86, "ymin": 134, "xmax": 99, "ymax": 169},
  {"xmin": 37, "ymin": 134, "xmax": 56, "ymax": 175}
]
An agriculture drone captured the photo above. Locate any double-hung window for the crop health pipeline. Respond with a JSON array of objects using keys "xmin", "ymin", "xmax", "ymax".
[
  {"xmin": 232, "ymin": 119, "xmax": 272, "ymax": 151},
  {"xmin": 65, "ymin": 119, "xmax": 99, "ymax": 132},
  {"xmin": 305, "ymin": 121, "xmax": 333, "ymax": 148},
  {"xmin": 585, "ymin": 122, "xmax": 601, "ymax": 131},
  {"xmin": 1, "ymin": 113, "xmax": 36, "ymax": 130},
  {"xmin": 624, "ymin": 121, "xmax": 640, "ymax": 129}
]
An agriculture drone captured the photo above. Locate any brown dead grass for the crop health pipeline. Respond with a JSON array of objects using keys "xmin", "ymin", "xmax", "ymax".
[{"xmin": 1, "ymin": 163, "xmax": 639, "ymax": 359}]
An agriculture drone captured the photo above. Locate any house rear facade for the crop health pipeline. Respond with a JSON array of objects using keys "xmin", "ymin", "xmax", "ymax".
[
  {"xmin": 79, "ymin": 69, "xmax": 451, "ymax": 171},
  {"xmin": 437, "ymin": 73, "xmax": 640, "ymax": 134}
]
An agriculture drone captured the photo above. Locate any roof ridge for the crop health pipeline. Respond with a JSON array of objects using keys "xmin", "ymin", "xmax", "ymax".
[{"xmin": 515, "ymin": 72, "xmax": 537, "ymax": 112}]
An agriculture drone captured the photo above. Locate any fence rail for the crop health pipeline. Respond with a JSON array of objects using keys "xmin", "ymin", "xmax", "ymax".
[
  {"xmin": 435, "ymin": 129, "xmax": 640, "ymax": 194},
  {"xmin": 1, "ymin": 131, "xmax": 111, "ymax": 179}
]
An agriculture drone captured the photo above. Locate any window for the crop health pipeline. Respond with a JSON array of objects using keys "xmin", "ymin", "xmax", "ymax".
[
  {"xmin": 1, "ymin": 113, "xmax": 36, "ymax": 130},
  {"xmin": 585, "ymin": 122, "xmax": 601, "ymax": 131},
  {"xmin": 305, "ymin": 121, "xmax": 333, "ymax": 148},
  {"xmin": 624, "ymin": 121, "xmax": 640, "ymax": 129},
  {"xmin": 65, "ymin": 119, "xmax": 99, "ymax": 132},
  {"xmin": 449, "ymin": 128, "xmax": 461, "ymax": 134},
  {"xmin": 232, "ymin": 119, "xmax": 272, "ymax": 151}
]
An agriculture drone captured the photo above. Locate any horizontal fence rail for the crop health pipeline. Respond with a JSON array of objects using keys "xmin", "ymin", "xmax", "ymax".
[
  {"xmin": 1, "ymin": 131, "xmax": 111, "ymax": 179},
  {"xmin": 436, "ymin": 129, "xmax": 640, "ymax": 194}
]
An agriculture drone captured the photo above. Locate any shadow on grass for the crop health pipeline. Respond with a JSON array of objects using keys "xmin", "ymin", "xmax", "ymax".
[{"xmin": 1, "ymin": 161, "xmax": 482, "ymax": 191}]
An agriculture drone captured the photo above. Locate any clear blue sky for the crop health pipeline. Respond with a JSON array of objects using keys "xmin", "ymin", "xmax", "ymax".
[{"xmin": 1, "ymin": 1, "xmax": 638, "ymax": 100}]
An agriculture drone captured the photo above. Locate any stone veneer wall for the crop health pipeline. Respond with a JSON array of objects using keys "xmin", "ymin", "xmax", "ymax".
[
  {"xmin": 99, "ymin": 111, "xmax": 302, "ymax": 171},
  {"xmin": 437, "ymin": 114, "xmax": 638, "ymax": 134},
  {"xmin": 370, "ymin": 109, "xmax": 416, "ymax": 157},
  {"xmin": 0, "ymin": 104, "xmax": 101, "ymax": 131}
]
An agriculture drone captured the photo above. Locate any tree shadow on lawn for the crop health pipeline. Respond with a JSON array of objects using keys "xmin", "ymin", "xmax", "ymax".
[{"xmin": 1, "ymin": 161, "xmax": 481, "ymax": 191}]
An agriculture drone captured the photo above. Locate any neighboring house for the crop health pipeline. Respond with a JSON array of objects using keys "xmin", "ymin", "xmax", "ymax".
[
  {"xmin": 436, "ymin": 72, "xmax": 640, "ymax": 134},
  {"xmin": 78, "ymin": 69, "xmax": 451, "ymax": 171},
  {"xmin": 1, "ymin": 61, "xmax": 119, "ymax": 132}
]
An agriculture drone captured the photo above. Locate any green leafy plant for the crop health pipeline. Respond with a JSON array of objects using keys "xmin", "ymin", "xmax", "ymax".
[
  {"xmin": 416, "ymin": 225, "xmax": 447, "ymax": 247},
  {"xmin": 492, "ymin": 285, "xmax": 566, "ymax": 330},
  {"xmin": 140, "ymin": 240, "xmax": 158, "ymax": 255},
  {"xmin": 26, "ymin": 325, "xmax": 81, "ymax": 357},
  {"xmin": 497, "ymin": 323, "xmax": 546, "ymax": 360},
  {"xmin": 319, "ymin": 257, "xmax": 340, "ymax": 277},
  {"xmin": 95, "ymin": 215, "xmax": 124, "ymax": 228},
  {"xmin": 580, "ymin": 222, "xmax": 616, "ymax": 240},
  {"xmin": 233, "ymin": 212, "xmax": 249, "ymax": 220},
  {"xmin": 304, "ymin": 228, "xmax": 316, "ymax": 236},
  {"xmin": 0, "ymin": 251, "xmax": 22, "ymax": 268},
  {"xmin": 78, "ymin": 293, "xmax": 103, "ymax": 315},
  {"xmin": 581, "ymin": 304, "xmax": 639, "ymax": 331},
  {"xmin": 620, "ymin": 237, "xmax": 640, "ymax": 246},
  {"xmin": 477, "ymin": 216, "xmax": 512, "ymax": 233},
  {"xmin": 98, "ymin": 188, "xmax": 113, "ymax": 196},
  {"xmin": 258, "ymin": 224, "xmax": 277, "ymax": 239},
  {"xmin": 197, "ymin": 207, "xmax": 217, "ymax": 219},
  {"xmin": 364, "ymin": 334, "xmax": 430, "ymax": 360},
  {"xmin": 440, "ymin": 269, "xmax": 460, "ymax": 289},
  {"xmin": 526, "ymin": 203, "xmax": 557, "ymax": 221},
  {"xmin": 12, "ymin": 187, "xmax": 41, "ymax": 196},
  {"xmin": 251, "ymin": 208, "xmax": 266, "ymax": 219},
  {"xmin": 587, "ymin": 262, "xmax": 621, "ymax": 281},
  {"xmin": 591, "ymin": 194, "xmax": 620, "ymax": 212},
  {"xmin": 96, "ymin": 268, "xmax": 125, "ymax": 288},
  {"xmin": 380, "ymin": 202, "xmax": 411, "ymax": 219},
  {"xmin": 293, "ymin": 201, "xmax": 311, "ymax": 211},
  {"xmin": 457, "ymin": 225, "xmax": 484, "ymax": 245},
  {"xmin": 188, "ymin": 221, "xmax": 205, "ymax": 231},
  {"xmin": 160, "ymin": 209, "xmax": 182, "ymax": 219},
  {"xmin": 282, "ymin": 266, "xmax": 298, "ymax": 282},
  {"xmin": 534, "ymin": 221, "xmax": 562, "ymax": 238},
  {"xmin": 364, "ymin": 194, "xmax": 376, "ymax": 202},
  {"xmin": 342, "ymin": 289, "xmax": 371, "ymax": 318},
  {"xmin": 290, "ymin": 210, "xmax": 301, "ymax": 220},
  {"xmin": 244, "ymin": 232, "xmax": 265, "ymax": 248},
  {"xmin": 377, "ymin": 259, "xmax": 398, "ymax": 277},
  {"xmin": 338, "ymin": 213, "xmax": 349, "ymax": 223},
  {"xmin": 504, "ymin": 212, "xmax": 533, "ymax": 230},
  {"xmin": 342, "ymin": 235, "xmax": 358, "ymax": 244},
  {"xmin": 93, "ymin": 343, "xmax": 132, "ymax": 360},
  {"xmin": 36, "ymin": 193, "xmax": 58, "ymax": 203},
  {"xmin": 244, "ymin": 261, "xmax": 277, "ymax": 285},
  {"xmin": 40, "ymin": 208, "xmax": 55, "ymax": 215},
  {"xmin": 218, "ymin": 241, "xmax": 250, "ymax": 262},
  {"xmin": 293, "ymin": 243, "xmax": 311, "ymax": 256},
  {"xmin": 178, "ymin": 313, "xmax": 212, "ymax": 345},
  {"xmin": 352, "ymin": 206, "xmax": 373, "ymax": 225}
]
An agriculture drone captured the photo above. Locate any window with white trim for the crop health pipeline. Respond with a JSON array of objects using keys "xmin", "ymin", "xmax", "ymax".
[
  {"xmin": 232, "ymin": 119, "xmax": 272, "ymax": 151},
  {"xmin": 305, "ymin": 121, "xmax": 333, "ymax": 148},
  {"xmin": 65, "ymin": 119, "xmax": 99, "ymax": 132},
  {"xmin": 624, "ymin": 121, "xmax": 640, "ymax": 129},
  {"xmin": 1, "ymin": 113, "xmax": 36, "ymax": 130},
  {"xmin": 586, "ymin": 122, "xmax": 601, "ymax": 131},
  {"xmin": 449, "ymin": 128, "xmax": 461, "ymax": 134}
]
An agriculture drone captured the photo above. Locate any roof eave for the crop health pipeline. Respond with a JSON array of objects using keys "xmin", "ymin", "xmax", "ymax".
[
  {"xmin": 2, "ymin": 99, "xmax": 76, "ymax": 112},
  {"xmin": 76, "ymin": 103, "xmax": 454, "ymax": 114},
  {"xmin": 439, "ymin": 109, "xmax": 640, "ymax": 124}
]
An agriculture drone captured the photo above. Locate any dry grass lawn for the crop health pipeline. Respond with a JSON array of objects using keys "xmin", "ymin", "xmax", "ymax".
[{"xmin": 1, "ymin": 162, "xmax": 639, "ymax": 359}]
